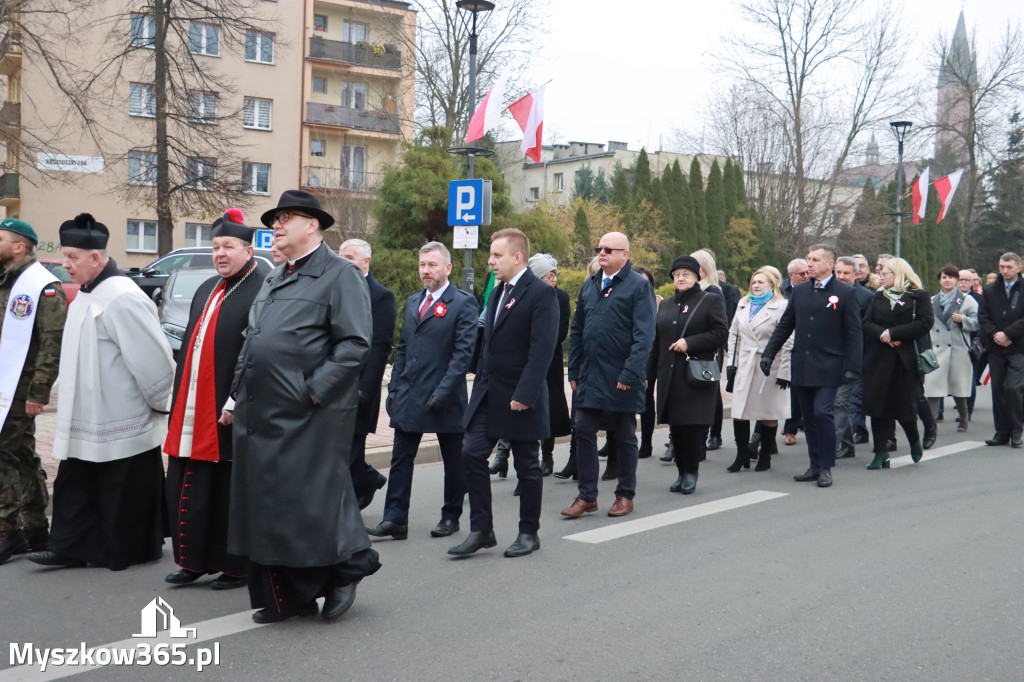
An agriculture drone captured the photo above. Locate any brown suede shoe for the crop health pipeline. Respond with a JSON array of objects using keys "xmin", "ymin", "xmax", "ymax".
[
  {"xmin": 607, "ymin": 496, "xmax": 634, "ymax": 517},
  {"xmin": 561, "ymin": 497, "xmax": 598, "ymax": 518}
]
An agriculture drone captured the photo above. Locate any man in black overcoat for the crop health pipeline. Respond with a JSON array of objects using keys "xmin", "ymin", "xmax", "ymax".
[
  {"xmin": 448, "ymin": 228, "xmax": 558, "ymax": 559},
  {"xmin": 339, "ymin": 239, "xmax": 397, "ymax": 508},
  {"xmin": 978, "ymin": 252, "xmax": 1024, "ymax": 447},
  {"xmin": 366, "ymin": 242, "xmax": 476, "ymax": 540},
  {"xmin": 762, "ymin": 244, "xmax": 863, "ymax": 488}
]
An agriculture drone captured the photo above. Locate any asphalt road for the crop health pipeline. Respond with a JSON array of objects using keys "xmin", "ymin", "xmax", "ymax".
[{"xmin": 2, "ymin": 390, "xmax": 1022, "ymax": 681}]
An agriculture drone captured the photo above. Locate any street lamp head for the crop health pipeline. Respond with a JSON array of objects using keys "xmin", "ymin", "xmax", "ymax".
[
  {"xmin": 456, "ymin": 0, "xmax": 496, "ymax": 12},
  {"xmin": 889, "ymin": 120, "xmax": 913, "ymax": 143}
]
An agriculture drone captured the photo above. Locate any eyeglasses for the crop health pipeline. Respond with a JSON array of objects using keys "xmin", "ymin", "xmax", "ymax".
[
  {"xmin": 594, "ymin": 247, "xmax": 626, "ymax": 255},
  {"xmin": 272, "ymin": 211, "xmax": 312, "ymax": 226}
]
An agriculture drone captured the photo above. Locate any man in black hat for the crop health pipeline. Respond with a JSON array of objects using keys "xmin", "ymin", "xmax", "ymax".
[
  {"xmin": 28, "ymin": 214, "xmax": 174, "ymax": 570},
  {"xmin": 0, "ymin": 219, "xmax": 66, "ymax": 565},
  {"xmin": 229, "ymin": 190, "xmax": 380, "ymax": 623},
  {"xmin": 162, "ymin": 209, "xmax": 269, "ymax": 590}
]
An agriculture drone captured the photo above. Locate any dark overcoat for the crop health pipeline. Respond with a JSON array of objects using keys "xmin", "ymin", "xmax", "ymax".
[
  {"xmin": 463, "ymin": 267, "xmax": 558, "ymax": 440},
  {"xmin": 389, "ymin": 283, "xmax": 478, "ymax": 434},
  {"xmin": 648, "ymin": 285, "xmax": 729, "ymax": 426},
  {"xmin": 763, "ymin": 276, "xmax": 863, "ymax": 387},
  {"xmin": 354, "ymin": 272, "xmax": 396, "ymax": 436},
  {"xmin": 978, "ymin": 275, "xmax": 1024, "ymax": 355},
  {"xmin": 861, "ymin": 287, "xmax": 933, "ymax": 421},
  {"xmin": 568, "ymin": 261, "xmax": 656, "ymax": 414},
  {"xmin": 228, "ymin": 242, "xmax": 372, "ymax": 567},
  {"xmin": 546, "ymin": 286, "xmax": 572, "ymax": 437},
  {"xmin": 168, "ymin": 259, "xmax": 268, "ymax": 461}
]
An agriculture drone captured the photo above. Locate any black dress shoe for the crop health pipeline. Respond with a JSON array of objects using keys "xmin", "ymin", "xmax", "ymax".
[
  {"xmin": 165, "ymin": 568, "xmax": 203, "ymax": 585},
  {"xmin": 638, "ymin": 443, "xmax": 653, "ymax": 459},
  {"xmin": 886, "ymin": 439, "xmax": 898, "ymax": 452},
  {"xmin": 430, "ymin": 519, "xmax": 459, "ymax": 537},
  {"xmin": 252, "ymin": 601, "xmax": 318, "ymax": 624},
  {"xmin": 322, "ymin": 582, "xmax": 358, "ymax": 621},
  {"xmin": 986, "ymin": 437, "xmax": 1009, "ymax": 446},
  {"xmin": 922, "ymin": 426, "xmax": 937, "ymax": 450},
  {"xmin": 0, "ymin": 530, "xmax": 29, "ymax": 564},
  {"xmin": 26, "ymin": 551, "xmax": 86, "ymax": 568},
  {"xmin": 210, "ymin": 574, "xmax": 247, "ymax": 590},
  {"xmin": 357, "ymin": 471, "xmax": 388, "ymax": 510},
  {"xmin": 793, "ymin": 468, "xmax": 821, "ymax": 482},
  {"xmin": 706, "ymin": 436, "xmax": 722, "ymax": 451},
  {"xmin": 447, "ymin": 530, "xmax": 497, "ymax": 557},
  {"xmin": 660, "ymin": 443, "xmax": 675, "ymax": 462},
  {"xmin": 817, "ymin": 468, "xmax": 833, "ymax": 487},
  {"xmin": 853, "ymin": 432, "xmax": 870, "ymax": 444},
  {"xmin": 836, "ymin": 445, "xmax": 856, "ymax": 459},
  {"xmin": 488, "ymin": 449, "xmax": 509, "ymax": 477},
  {"xmin": 1013, "ymin": 437, "xmax": 1024, "ymax": 449},
  {"xmin": 504, "ymin": 533, "xmax": 540, "ymax": 558},
  {"xmin": 680, "ymin": 473, "xmax": 698, "ymax": 494},
  {"xmin": 541, "ymin": 456, "xmax": 554, "ymax": 476},
  {"xmin": 366, "ymin": 521, "xmax": 408, "ymax": 540}
]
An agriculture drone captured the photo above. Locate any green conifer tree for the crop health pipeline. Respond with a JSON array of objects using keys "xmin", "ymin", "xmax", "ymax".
[
  {"xmin": 705, "ymin": 159, "xmax": 727, "ymax": 255},
  {"xmin": 673, "ymin": 160, "xmax": 695, "ymax": 250},
  {"xmin": 689, "ymin": 157, "xmax": 708, "ymax": 245},
  {"xmin": 573, "ymin": 203, "xmax": 591, "ymax": 267},
  {"xmin": 612, "ymin": 166, "xmax": 632, "ymax": 211},
  {"xmin": 633, "ymin": 149, "xmax": 652, "ymax": 203}
]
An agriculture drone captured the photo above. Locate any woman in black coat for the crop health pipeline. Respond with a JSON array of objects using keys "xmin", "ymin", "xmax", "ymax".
[
  {"xmin": 648, "ymin": 255, "xmax": 729, "ymax": 494},
  {"xmin": 862, "ymin": 257, "xmax": 934, "ymax": 469}
]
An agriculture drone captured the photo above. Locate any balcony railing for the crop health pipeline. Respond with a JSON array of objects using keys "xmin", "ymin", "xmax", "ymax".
[
  {"xmin": 303, "ymin": 167, "xmax": 384, "ymax": 194},
  {"xmin": 0, "ymin": 101, "xmax": 20, "ymax": 127},
  {"xmin": 305, "ymin": 102, "xmax": 400, "ymax": 135},
  {"xmin": 0, "ymin": 172, "xmax": 19, "ymax": 201},
  {"xmin": 308, "ymin": 37, "xmax": 401, "ymax": 71}
]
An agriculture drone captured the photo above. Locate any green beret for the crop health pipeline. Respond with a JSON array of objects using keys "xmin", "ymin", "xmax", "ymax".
[{"xmin": 0, "ymin": 218, "xmax": 38, "ymax": 245}]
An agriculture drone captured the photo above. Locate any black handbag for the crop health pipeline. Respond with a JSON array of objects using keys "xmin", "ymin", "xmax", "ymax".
[
  {"xmin": 678, "ymin": 295, "xmax": 721, "ymax": 387},
  {"xmin": 912, "ymin": 298, "xmax": 940, "ymax": 375},
  {"xmin": 725, "ymin": 329, "xmax": 738, "ymax": 393}
]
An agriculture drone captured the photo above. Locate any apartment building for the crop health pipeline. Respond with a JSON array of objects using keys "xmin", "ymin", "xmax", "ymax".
[{"xmin": 0, "ymin": 0, "xmax": 414, "ymax": 267}]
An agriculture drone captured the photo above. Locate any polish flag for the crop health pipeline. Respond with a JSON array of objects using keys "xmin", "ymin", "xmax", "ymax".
[
  {"xmin": 465, "ymin": 73, "xmax": 508, "ymax": 144},
  {"xmin": 507, "ymin": 81, "xmax": 549, "ymax": 164},
  {"xmin": 911, "ymin": 167, "xmax": 929, "ymax": 225},
  {"xmin": 934, "ymin": 169, "xmax": 964, "ymax": 224}
]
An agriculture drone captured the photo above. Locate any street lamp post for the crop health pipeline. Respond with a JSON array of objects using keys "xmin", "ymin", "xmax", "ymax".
[
  {"xmin": 455, "ymin": 0, "xmax": 495, "ymax": 293},
  {"xmin": 889, "ymin": 120, "xmax": 913, "ymax": 258}
]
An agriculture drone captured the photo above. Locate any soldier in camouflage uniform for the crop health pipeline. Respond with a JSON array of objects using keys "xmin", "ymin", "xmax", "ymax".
[{"xmin": 0, "ymin": 219, "xmax": 66, "ymax": 564}]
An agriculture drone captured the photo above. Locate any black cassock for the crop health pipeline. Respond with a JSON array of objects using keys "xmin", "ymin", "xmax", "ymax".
[{"xmin": 165, "ymin": 259, "xmax": 268, "ymax": 577}]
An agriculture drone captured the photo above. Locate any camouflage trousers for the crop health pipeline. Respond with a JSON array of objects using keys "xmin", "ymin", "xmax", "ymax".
[{"xmin": 0, "ymin": 409, "xmax": 49, "ymax": 532}]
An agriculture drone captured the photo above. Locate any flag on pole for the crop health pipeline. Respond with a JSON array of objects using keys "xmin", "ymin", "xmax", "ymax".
[
  {"xmin": 934, "ymin": 169, "xmax": 964, "ymax": 224},
  {"xmin": 507, "ymin": 81, "xmax": 549, "ymax": 164},
  {"xmin": 911, "ymin": 167, "xmax": 929, "ymax": 225},
  {"xmin": 465, "ymin": 73, "xmax": 508, "ymax": 144}
]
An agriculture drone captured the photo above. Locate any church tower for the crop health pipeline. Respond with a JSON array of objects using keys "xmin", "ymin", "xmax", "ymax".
[{"xmin": 936, "ymin": 11, "xmax": 977, "ymax": 163}]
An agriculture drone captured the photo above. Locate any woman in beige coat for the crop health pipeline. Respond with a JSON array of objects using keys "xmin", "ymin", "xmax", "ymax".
[{"xmin": 725, "ymin": 267, "xmax": 793, "ymax": 472}]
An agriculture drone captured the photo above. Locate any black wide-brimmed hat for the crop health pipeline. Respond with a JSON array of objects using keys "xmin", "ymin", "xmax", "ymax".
[
  {"xmin": 59, "ymin": 213, "xmax": 109, "ymax": 250},
  {"xmin": 260, "ymin": 190, "xmax": 334, "ymax": 229},
  {"xmin": 211, "ymin": 208, "xmax": 255, "ymax": 242}
]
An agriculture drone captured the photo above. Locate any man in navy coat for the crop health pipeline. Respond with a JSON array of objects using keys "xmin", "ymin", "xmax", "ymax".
[
  {"xmin": 762, "ymin": 244, "xmax": 863, "ymax": 488},
  {"xmin": 366, "ymin": 242, "xmax": 477, "ymax": 540},
  {"xmin": 448, "ymin": 228, "xmax": 558, "ymax": 559}
]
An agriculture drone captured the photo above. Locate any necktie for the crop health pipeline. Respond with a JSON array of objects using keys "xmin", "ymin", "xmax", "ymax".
[
  {"xmin": 815, "ymin": 281, "xmax": 824, "ymax": 289},
  {"xmin": 418, "ymin": 292, "xmax": 432, "ymax": 320},
  {"xmin": 1007, "ymin": 282, "xmax": 1013, "ymax": 298},
  {"xmin": 603, "ymin": 276, "xmax": 612, "ymax": 291},
  {"xmin": 496, "ymin": 283, "xmax": 512, "ymax": 319}
]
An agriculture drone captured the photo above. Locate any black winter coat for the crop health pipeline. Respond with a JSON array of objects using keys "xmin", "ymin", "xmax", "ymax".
[
  {"xmin": 861, "ymin": 288, "xmax": 933, "ymax": 421},
  {"xmin": 979, "ymin": 275, "xmax": 1024, "ymax": 355},
  {"xmin": 354, "ymin": 272, "xmax": 396, "ymax": 436},
  {"xmin": 546, "ymin": 286, "xmax": 572, "ymax": 437}
]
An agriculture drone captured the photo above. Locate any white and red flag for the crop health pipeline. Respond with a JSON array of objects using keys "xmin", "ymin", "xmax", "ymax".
[
  {"xmin": 934, "ymin": 169, "xmax": 964, "ymax": 224},
  {"xmin": 465, "ymin": 73, "xmax": 508, "ymax": 144},
  {"xmin": 911, "ymin": 167, "xmax": 929, "ymax": 225},
  {"xmin": 507, "ymin": 81, "xmax": 549, "ymax": 164}
]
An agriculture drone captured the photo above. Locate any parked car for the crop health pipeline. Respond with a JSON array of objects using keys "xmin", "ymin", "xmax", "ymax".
[
  {"xmin": 157, "ymin": 267, "xmax": 217, "ymax": 358},
  {"xmin": 38, "ymin": 259, "xmax": 80, "ymax": 304},
  {"xmin": 127, "ymin": 246, "xmax": 275, "ymax": 300}
]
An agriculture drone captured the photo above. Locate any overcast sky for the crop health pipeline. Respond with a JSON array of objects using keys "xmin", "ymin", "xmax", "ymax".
[{"xmin": 510, "ymin": 0, "xmax": 1022, "ymax": 157}]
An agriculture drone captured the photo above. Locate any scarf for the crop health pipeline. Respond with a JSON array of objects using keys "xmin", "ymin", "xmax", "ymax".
[
  {"xmin": 883, "ymin": 283, "xmax": 911, "ymax": 309},
  {"xmin": 748, "ymin": 290, "xmax": 773, "ymax": 320},
  {"xmin": 937, "ymin": 288, "xmax": 958, "ymax": 324}
]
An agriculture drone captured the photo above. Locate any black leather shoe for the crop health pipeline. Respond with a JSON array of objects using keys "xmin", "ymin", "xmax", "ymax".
[
  {"xmin": 817, "ymin": 468, "xmax": 833, "ymax": 487},
  {"xmin": 252, "ymin": 601, "xmax": 318, "ymax": 624},
  {"xmin": 553, "ymin": 461, "xmax": 576, "ymax": 479},
  {"xmin": 660, "ymin": 443, "xmax": 675, "ymax": 462},
  {"xmin": 488, "ymin": 449, "xmax": 509, "ymax": 477},
  {"xmin": 836, "ymin": 445, "xmax": 856, "ymax": 459},
  {"xmin": 922, "ymin": 426, "xmax": 937, "ymax": 450},
  {"xmin": 541, "ymin": 456, "xmax": 554, "ymax": 476},
  {"xmin": 210, "ymin": 574, "xmax": 247, "ymax": 590},
  {"xmin": 793, "ymin": 468, "xmax": 821, "ymax": 482},
  {"xmin": 0, "ymin": 530, "xmax": 29, "ymax": 564},
  {"xmin": 886, "ymin": 439, "xmax": 898, "ymax": 452},
  {"xmin": 503, "ymin": 533, "xmax": 540, "ymax": 558},
  {"xmin": 322, "ymin": 582, "xmax": 358, "ymax": 621},
  {"xmin": 669, "ymin": 475, "xmax": 685, "ymax": 492},
  {"xmin": 26, "ymin": 551, "xmax": 86, "ymax": 568},
  {"xmin": 706, "ymin": 436, "xmax": 722, "ymax": 451},
  {"xmin": 357, "ymin": 471, "xmax": 387, "ymax": 510},
  {"xmin": 165, "ymin": 569, "xmax": 203, "ymax": 585},
  {"xmin": 680, "ymin": 473, "xmax": 698, "ymax": 494},
  {"xmin": 986, "ymin": 437, "xmax": 1009, "ymax": 446},
  {"xmin": 853, "ymin": 432, "xmax": 869, "ymax": 444},
  {"xmin": 448, "ymin": 530, "xmax": 497, "ymax": 557},
  {"xmin": 1013, "ymin": 437, "xmax": 1024, "ymax": 449},
  {"xmin": 366, "ymin": 521, "xmax": 408, "ymax": 540},
  {"xmin": 601, "ymin": 463, "xmax": 618, "ymax": 481},
  {"xmin": 638, "ymin": 443, "xmax": 653, "ymax": 459},
  {"xmin": 430, "ymin": 519, "xmax": 459, "ymax": 537}
]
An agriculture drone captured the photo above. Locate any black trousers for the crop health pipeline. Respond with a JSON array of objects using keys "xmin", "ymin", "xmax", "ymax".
[
  {"xmin": 871, "ymin": 416, "xmax": 920, "ymax": 450},
  {"xmin": 165, "ymin": 457, "xmax": 245, "ymax": 577},
  {"xmin": 669, "ymin": 424, "xmax": 708, "ymax": 475},
  {"xmin": 349, "ymin": 434, "xmax": 380, "ymax": 491},
  {"xmin": 988, "ymin": 352, "xmax": 1024, "ymax": 440},
  {"xmin": 247, "ymin": 548, "xmax": 381, "ymax": 613},
  {"xmin": 383, "ymin": 430, "xmax": 464, "ymax": 525},
  {"xmin": 784, "ymin": 390, "xmax": 803, "ymax": 435}
]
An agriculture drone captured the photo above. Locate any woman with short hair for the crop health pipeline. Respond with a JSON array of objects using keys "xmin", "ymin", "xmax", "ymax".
[{"xmin": 924, "ymin": 265, "xmax": 979, "ymax": 432}]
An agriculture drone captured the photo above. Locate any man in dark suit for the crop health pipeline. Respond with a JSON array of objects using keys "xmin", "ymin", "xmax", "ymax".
[
  {"xmin": 448, "ymin": 228, "xmax": 558, "ymax": 558},
  {"xmin": 832, "ymin": 256, "xmax": 874, "ymax": 459},
  {"xmin": 762, "ymin": 244, "xmax": 863, "ymax": 488},
  {"xmin": 339, "ymin": 239, "xmax": 397, "ymax": 509},
  {"xmin": 366, "ymin": 242, "xmax": 476, "ymax": 540},
  {"xmin": 978, "ymin": 252, "xmax": 1024, "ymax": 448}
]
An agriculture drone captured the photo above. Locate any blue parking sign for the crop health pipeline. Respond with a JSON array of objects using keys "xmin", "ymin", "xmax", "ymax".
[
  {"xmin": 448, "ymin": 179, "xmax": 492, "ymax": 226},
  {"xmin": 254, "ymin": 229, "xmax": 274, "ymax": 250}
]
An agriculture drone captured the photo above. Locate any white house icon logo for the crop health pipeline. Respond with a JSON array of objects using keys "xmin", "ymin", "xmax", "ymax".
[{"xmin": 133, "ymin": 597, "xmax": 197, "ymax": 639}]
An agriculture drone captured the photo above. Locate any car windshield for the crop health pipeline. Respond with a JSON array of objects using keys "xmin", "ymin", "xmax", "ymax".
[
  {"xmin": 40, "ymin": 262, "xmax": 72, "ymax": 283},
  {"xmin": 169, "ymin": 271, "xmax": 212, "ymax": 300}
]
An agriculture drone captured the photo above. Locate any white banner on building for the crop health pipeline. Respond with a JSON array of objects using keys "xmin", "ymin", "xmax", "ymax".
[{"xmin": 36, "ymin": 153, "xmax": 105, "ymax": 174}]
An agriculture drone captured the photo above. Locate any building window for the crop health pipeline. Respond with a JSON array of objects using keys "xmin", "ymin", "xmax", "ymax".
[
  {"xmin": 184, "ymin": 223, "xmax": 212, "ymax": 247},
  {"xmin": 310, "ymin": 139, "xmax": 325, "ymax": 157},
  {"xmin": 129, "ymin": 83, "xmax": 155, "ymax": 117},
  {"xmin": 554, "ymin": 172, "xmax": 564, "ymax": 192},
  {"xmin": 126, "ymin": 219, "xmax": 157, "ymax": 253},
  {"xmin": 242, "ymin": 162, "xmax": 270, "ymax": 194},
  {"xmin": 187, "ymin": 91, "xmax": 218, "ymax": 124},
  {"xmin": 342, "ymin": 21, "xmax": 367, "ymax": 44},
  {"xmin": 186, "ymin": 157, "xmax": 216, "ymax": 189},
  {"xmin": 130, "ymin": 13, "xmax": 155, "ymax": 48},
  {"xmin": 341, "ymin": 145, "xmax": 365, "ymax": 187},
  {"xmin": 528, "ymin": 187, "xmax": 539, "ymax": 201},
  {"xmin": 341, "ymin": 83, "xmax": 367, "ymax": 110},
  {"xmin": 127, "ymin": 151, "xmax": 157, "ymax": 185},
  {"xmin": 245, "ymin": 30, "xmax": 274, "ymax": 64},
  {"xmin": 243, "ymin": 97, "xmax": 272, "ymax": 130},
  {"xmin": 312, "ymin": 76, "xmax": 327, "ymax": 94},
  {"xmin": 189, "ymin": 22, "xmax": 219, "ymax": 56},
  {"xmin": 314, "ymin": 14, "xmax": 328, "ymax": 31}
]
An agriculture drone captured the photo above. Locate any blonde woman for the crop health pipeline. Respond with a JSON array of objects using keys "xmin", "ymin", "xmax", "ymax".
[{"xmin": 725, "ymin": 267, "xmax": 793, "ymax": 471}]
